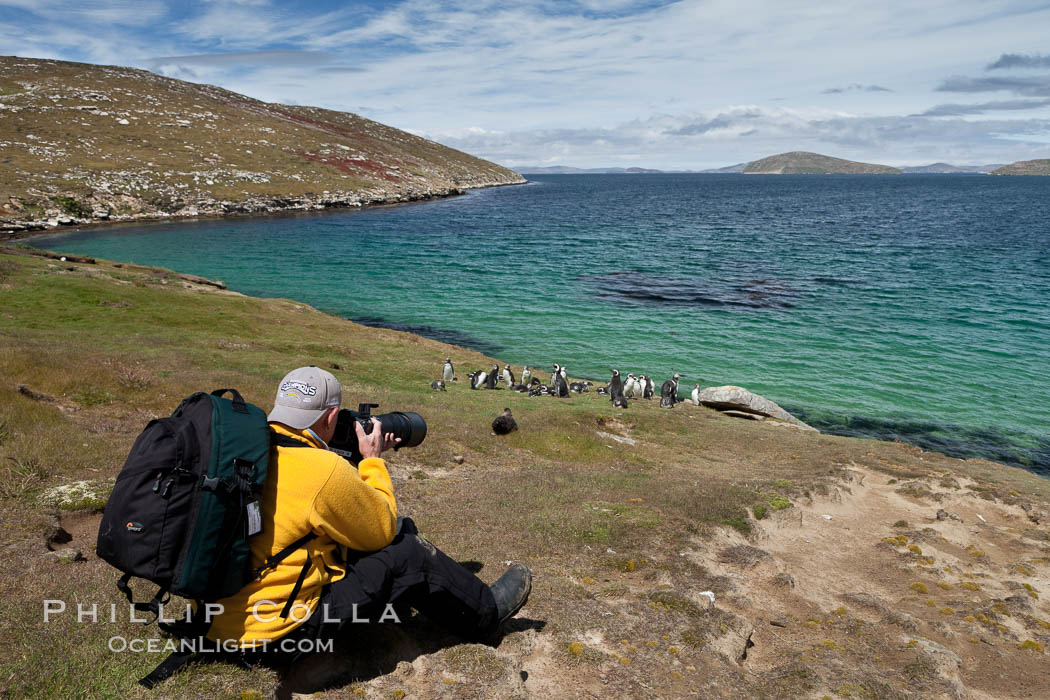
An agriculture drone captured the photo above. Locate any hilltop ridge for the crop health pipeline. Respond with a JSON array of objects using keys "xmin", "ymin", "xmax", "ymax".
[
  {"xmin": 0, "ymin": 56, "xmax": 525, "ymax": 237},
  {"xmin": 991, "ymin": 159, "xmax": 1050, "ymax": 176},
  {"xmin": 743, "ymin": 151, "xmax": 901, "ymax": 174}
]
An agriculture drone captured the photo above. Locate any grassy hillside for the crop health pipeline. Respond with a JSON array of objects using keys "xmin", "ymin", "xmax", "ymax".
[
  {"xmin": 1, "ymin": 245, "xmax": 1049, "ymax": 698},
  {"xmin": 0, "ymin": 57, "xmax": 524, "ymax": 237},
  {"xmin": 991, "ymin": 159, "xmax": 1050, "ymax": 176},
  {"xmin": 743, "ymin": 152, "xmax": 901, "ymax": 174}
]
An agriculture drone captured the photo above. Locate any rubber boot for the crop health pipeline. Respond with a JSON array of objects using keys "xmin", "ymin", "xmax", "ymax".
[{"xmin": 490, "ymin": 564, "xmax": 532, "ymax": 626}]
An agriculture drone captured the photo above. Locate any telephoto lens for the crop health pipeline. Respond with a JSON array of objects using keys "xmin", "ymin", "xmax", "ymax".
[{"xmin": 329, "ymin": 404, "xmax": 427, "ymax": 465}]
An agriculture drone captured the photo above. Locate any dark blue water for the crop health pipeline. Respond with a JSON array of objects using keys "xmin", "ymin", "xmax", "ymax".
[{"xmin": 32, "ymin": 174, "xmax": 1050, "ymax": 475}]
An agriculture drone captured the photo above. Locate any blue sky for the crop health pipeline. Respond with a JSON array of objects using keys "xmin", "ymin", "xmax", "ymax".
[{"xmin": 3, "ymin": 0, "xmax": 1050, "ymax": 168}]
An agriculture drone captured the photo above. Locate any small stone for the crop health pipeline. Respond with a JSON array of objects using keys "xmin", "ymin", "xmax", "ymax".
[
  {"xmin": 936, "ymin": 509, "xmax": 948, "ymax": 521},
  {"xmin": 772, "ymin": 573, "xmax": 795, "ymax": 588},
  {"xmin": 452, "ymin": 455, "xmax": 464, "ymax": 464},
  {"xmin": 46, "ymin": 548, "xmax": 84, "ymax": 563}
]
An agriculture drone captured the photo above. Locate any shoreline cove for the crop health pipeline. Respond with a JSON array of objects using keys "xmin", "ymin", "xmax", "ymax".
[{"xmin": 24, "ymin": 174, "xmax": 1050, "ymax": 479}]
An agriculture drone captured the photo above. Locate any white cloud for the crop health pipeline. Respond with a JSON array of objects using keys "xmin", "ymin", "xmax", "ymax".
[{"xmin": 4, "ymin": 0, "xmax": 1050, "ymax": 166}]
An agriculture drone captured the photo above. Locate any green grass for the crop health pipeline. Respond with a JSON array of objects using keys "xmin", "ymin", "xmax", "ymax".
[{"xmin": 4, "ymin": 247, "xmax": 1050, "ymax": 697}]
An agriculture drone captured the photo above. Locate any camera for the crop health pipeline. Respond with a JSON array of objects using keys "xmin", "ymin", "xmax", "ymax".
[{"xmin": 329, "ymin": 403, "xmax": 427, "ymax": 465}]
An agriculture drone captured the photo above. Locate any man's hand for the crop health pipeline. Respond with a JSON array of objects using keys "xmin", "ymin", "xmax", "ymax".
[{"xmin": 355, "ymin": 418, "xmax": 402, "ymax": 460}]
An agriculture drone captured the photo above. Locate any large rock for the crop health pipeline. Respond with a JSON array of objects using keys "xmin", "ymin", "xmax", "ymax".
[{"xmin": 696, "ymin": 386, "xmax": 817, "ymax": 431}]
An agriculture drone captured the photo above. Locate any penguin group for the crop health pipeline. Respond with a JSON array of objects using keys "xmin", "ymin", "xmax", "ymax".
[{"xmin": 433, "ymin": 358, "xmax": 694, "ymax": 411}]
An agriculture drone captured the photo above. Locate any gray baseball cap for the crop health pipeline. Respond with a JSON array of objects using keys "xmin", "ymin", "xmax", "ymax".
[{"xmin": 268, "ymin": 366, "xmax": 342, "ymax": 429}]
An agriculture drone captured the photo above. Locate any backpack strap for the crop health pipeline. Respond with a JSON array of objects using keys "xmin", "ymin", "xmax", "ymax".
[
  {"xmin": 140, "ymin": 646, "xmax": 197, "ymax": 689},
  {"xmin": 116, "ymin": 573, "xmax": 171, "ymax": 622},
  {"xmin": 140, "ymin": 600, "xmax": 212, "ymax": 689},
  {"xmin": 211, "ymin": 388, "xmax": 249, "ymax": 413},
  {"xmin": 253, "ymin": 530, "xmax": 318, "ymax": 619}
]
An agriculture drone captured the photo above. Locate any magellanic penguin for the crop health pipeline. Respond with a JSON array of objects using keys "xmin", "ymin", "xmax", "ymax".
[
  {"xmin": 643, "ymin": 376, "xmax": 655, "ymax": 400},
  {"xmin": 609, "ymin": 369, "xmax": 628, "ymax": 408},
  {"xmin": 471, "ymin": 370, "xmax": 487, "ymax": 390},
  {"xmin": 530, "ymin": 377, "xmax": 541, "ymax": 386},
  {"xmin": 624, "ymin": 373, "xmax": 638, "ymax": 398},
  {"xmin": 442, "ymin": 357, "xmax": 455, "ymax": 383},
  {"xmin": 430, "ymin": 379, "xmax": 446, "ymax": 391},
  {"xmin": 502, "ymin": 365, "xmax": 515, "ymax": 387},
  {"xmin": 555, "ymin": 366, "xmax": 570, "ymax": 397},
  {"xmin": 596, "ymin": 386, "xmax": 610, "ymax": 396},
  {"xmin": 660, "ymin": 372, "xmax": 682, "ymax": 408},
  {"xmin": 486, "ymin": 363, "xmax": 500, "ymax": 390},
  {"xmin": 550, "ymin": 364, "xmax": 561, "ymax": 389},
  {"xmin": 492, "ymin": 408, "xmax": 518, "ymax": 435},
  {"xmin": 520, "ymin": 366, "xmax": 532, "ymax": 386},
  {"xmin": 691, "ymin": 383, "xmax": 701, "ymax": 406},
  {"xmin": 569, "ymin": 381, "xmax": 592, "ymax": 393}
]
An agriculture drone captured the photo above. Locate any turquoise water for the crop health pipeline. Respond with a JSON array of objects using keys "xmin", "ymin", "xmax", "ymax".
[{"xmin": 31, "ymin": 174, "xmax": 1050, "ymax": 474}]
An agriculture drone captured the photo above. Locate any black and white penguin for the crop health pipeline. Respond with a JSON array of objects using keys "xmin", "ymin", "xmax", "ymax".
[
  {"xmin": 471, "ymin": 370, "xmax": 486, "ymax": 390},
  {"xmin": 520, "ymin": 366, "xmax": 532, "ymax": 386},
  {"xmin": 442, "ymin": 357, "xmax": 455, "ymax": 383},
  {"xmin": 511, "ymin": 383, "xmax": 529, "ymax": 393},
  {"xmin": 492, "ymin": 408, "xmax": 518, "ymax": 435},
  {"xmin": 643, "ymin": 376, "xmax": 655, "ymax": 400},
  {"xmin": 485, "ymin": 364, "xmax": 499, "ymax": 390},
  {"xmin": 430, "ymin": 379, "xmax": 446, "ymax": 391},
  {"xmin": 550, "ymin": 364, "xmax": 561, "ymax": 389},
  {"xmin": 609, "ymin": 369, "xmax": 627, "ymax": 408},
  {"xmin": 597, "ymin": 386, "xmax": 610, "ymax": 396},
  {"xmin": 530, "ymin": 377, "xmax": 541, "ymax": 386},
  {"xmin": 660, "ymin": 372, "xmax": 682, "ymax": 408},
  {"xmin": 502, "ymin": 365, "xmax": 515, "ymax": 387},
  {"xmin": 555, "ymin": 366, "xmax": 570, "ymax": 397},
  {"xmin": 691, "ymin": 383, "xmax": 701, "ymax": 406},
  {"xmin": 569, "ymin": 381, "xmax": 592, "ymax": 393},
  {"xmin": 528, "ymin": 387, "xmax": 544, "ymax": 397}
]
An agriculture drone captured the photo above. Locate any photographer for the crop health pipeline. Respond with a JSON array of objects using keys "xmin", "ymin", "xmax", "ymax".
[{"xmin": 207, "ymin": 366, "xmax": 531, "ymax": 655}]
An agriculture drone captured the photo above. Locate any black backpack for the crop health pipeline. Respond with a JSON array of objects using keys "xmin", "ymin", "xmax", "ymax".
[{"xmin": 97, "ymin": 388, "xmax": 315, "ymax": 688}]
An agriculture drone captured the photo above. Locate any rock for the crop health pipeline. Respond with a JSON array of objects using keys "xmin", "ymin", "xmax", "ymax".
[
  {"xmin": 39, "ymin": 479, "xmax": 113, "ymax": 510},
  {"xmin": 936, "ymin": 509, "xmax": 948, "ymax": 521},
  {"xmin": 696, "ymin": 386, "xmax": 817, "ymax": 431},
  {"xmin": 18, "ymin": 384, "xmax": 57, "ymax": 402},
  {"xmin": 452, "ymin": 455, "xmax": 464, "ymax": 464},
  {"xmin": 902, "ymin": 636, "xmax": 964, "ymax": 696},
  {"xmin": 45, "ymin": 547, "xmax": 84, "ymax": 563},
  {"xmin": 597, "ymin": 431, "xmax": 636, "ymax": 446},
  {"xmin": 772, "ymin": 572, "xmax": 795, "ymax": 588}
]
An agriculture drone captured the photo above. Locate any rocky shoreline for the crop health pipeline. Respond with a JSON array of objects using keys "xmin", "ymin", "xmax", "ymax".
[{"xmin": 0, "ymin": 178, "xmax": 527, "ymax": 240}]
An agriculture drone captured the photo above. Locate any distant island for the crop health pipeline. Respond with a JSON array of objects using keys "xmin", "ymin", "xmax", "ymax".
[
  {"xmin": 742, "ymin": 151, "xmax": 901, "ymax": 174},
  {"xmin": 519, "ymin": 155, "xmax": 1032, "ymax": 176},
  {"xmin": 0, "ymin": 57, "xmax": 525, "ymax": 237},
  {"xmin": 990, "ymin": 158, "xmax": 1050, "ymax": 176}
]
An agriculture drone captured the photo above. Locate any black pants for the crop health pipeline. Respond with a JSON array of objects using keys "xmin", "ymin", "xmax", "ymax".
[{"xmin": 276, "ymin": 518, "xmax": 497, "ymax": 652}]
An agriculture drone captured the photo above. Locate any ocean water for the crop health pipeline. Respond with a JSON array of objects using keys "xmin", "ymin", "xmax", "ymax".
[{"xmin": 31, "ymin": 174, "xmax": 1050, "ymax": 475}]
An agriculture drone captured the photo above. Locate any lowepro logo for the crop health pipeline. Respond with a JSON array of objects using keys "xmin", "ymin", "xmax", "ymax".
[{"xmin": 125, "ymin": 522, "xmax": 144, "ymax": 533}]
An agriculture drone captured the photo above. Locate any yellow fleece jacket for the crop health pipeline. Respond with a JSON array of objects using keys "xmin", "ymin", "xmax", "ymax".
[{"xmin": 207, "ymin": 423, "xmax": 397, "ymax": 646}]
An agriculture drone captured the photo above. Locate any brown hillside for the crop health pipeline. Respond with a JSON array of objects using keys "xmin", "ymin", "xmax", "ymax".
[
  {"xmin": 0, "ymin": 56, "xmax": 525, "ymax": 237},
  {"xmin": 991, "ymin": 159, "xmax": 1050, "ymax": 176}
]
